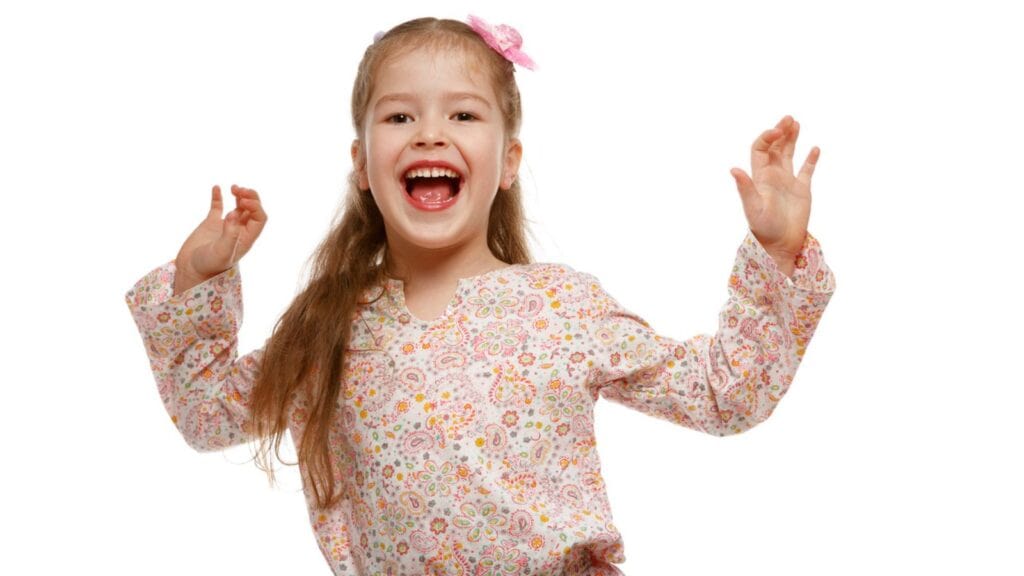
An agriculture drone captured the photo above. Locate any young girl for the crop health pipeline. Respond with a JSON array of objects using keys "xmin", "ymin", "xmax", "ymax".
[{"xmin": 126, "ymin": 16, "xmax": 834, "ymax": 575}]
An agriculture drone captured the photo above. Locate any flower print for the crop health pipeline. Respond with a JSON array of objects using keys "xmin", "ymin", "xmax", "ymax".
[
  {"xmin": 569, "ymin": 351, "xmax": 585, "ymax": 364},
  {"xmin": 517, "ymin": 352, "xmax": 535, "ymax": 366},
  {"xmin": 468, "ymin": 287, "xmax": 519, "ymax": 319},
  {"xmin": 430, "ymin": 516, "xmax": 448, "ymax": 535},
  {"xmin": 539, "ymin": 384, "xmax": 585, "ymax": 423},
  {"xmin": 529, "ymin": 534, "xmax": 544, "ymax": 550},
  {"xmin": 415, "ymin": 460, "xmax": 459, "ymax": 497},
  {"xmin": 472, "ymin": 320, "xmax": 527, "ymax": 359},
  {"xmin": 501, "ymin": 410, "xmax": 519, "ymax": 427},
  {"xmin": 556, "ymin": 422, "xmax": 570, "ymax": 436},
  {"xmin": 451, "ymin": 501, "xmax": 507, "ymax": 542},
  {"xmin": 156, "ymin": 311, "xmax": 171, "ymax": 323},
  {"xmin": 478, "ymin": 542, "xmax": 527, "ymax": 575},
  {"xmin": 489, "ymin": 362, "xmax": 537, "ymax": 407},
  {"xmin": 397, "ymin": 540, "xmax": 409, "ymax": 555},
  {"xmin": 210, "ymin": 295, "xmax": 223, "ymax": 313},
  {"xmin": 380, "ymin": 502, "xmax": 409, "ymax": 539}
]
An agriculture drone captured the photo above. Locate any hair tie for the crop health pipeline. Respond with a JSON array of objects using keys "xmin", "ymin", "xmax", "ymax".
[{"xmin": 467, "ymin": 15, "xmax": 536, "ymax": 71}]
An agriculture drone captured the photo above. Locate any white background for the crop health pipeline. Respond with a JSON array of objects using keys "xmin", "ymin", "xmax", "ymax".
[{"xmin": 2, "ymin": 0, "xmax": 1021, "ymax": 574}]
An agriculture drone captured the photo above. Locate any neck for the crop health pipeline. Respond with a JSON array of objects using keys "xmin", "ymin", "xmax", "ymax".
[{"xmin": 384, "ymin": 235, "xmax": 506, "ymax": 288}]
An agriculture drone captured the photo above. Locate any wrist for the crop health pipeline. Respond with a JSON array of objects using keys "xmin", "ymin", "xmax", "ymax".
[{"xmin": 766, "ymin": 250, "xmax": 796, "ymax": 279}]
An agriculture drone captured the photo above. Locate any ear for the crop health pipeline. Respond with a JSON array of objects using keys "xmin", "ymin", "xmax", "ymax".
[
  {"xmin": 351, "ymin": 139, "xmax": 369, "ymax": 190},
  {"xmin": 500, "ymin": 138, "xmax": 523, "ymax": 191}
]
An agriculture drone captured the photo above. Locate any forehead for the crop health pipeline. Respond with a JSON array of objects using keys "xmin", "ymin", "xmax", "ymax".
[{"xmin": 370, "ymin": 46, "xmax": 498, "ymax": 105}]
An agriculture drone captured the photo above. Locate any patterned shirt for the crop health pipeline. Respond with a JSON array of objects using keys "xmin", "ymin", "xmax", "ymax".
[{"xmin": 125, "ymin": 230, "xmax": 835, "ymax": 575}]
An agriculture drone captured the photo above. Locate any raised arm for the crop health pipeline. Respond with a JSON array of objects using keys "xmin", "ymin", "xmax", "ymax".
[
  {"xmin": 125, "ymin": 184, "xmax": 268, "ymax": 451},
  {"xmin": 586, "ymin": 229, "xmax": 835, "ymax": 436},
  {"xmin": 126, "ymin": 261, "xmax": 263, "ymax": 451}
]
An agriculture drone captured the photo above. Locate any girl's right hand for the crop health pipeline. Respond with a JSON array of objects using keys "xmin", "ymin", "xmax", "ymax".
[{"xmin": 173, "ymin": 184, "xmax": 267, "ymax": 296}]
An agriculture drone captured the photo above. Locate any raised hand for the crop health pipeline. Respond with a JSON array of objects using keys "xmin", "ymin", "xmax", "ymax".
[
  {"xmin": 173, "ymin": 184, "xmax": 268, "ymax": 296},
  {"xmin": 730, "ymin": 115, "xmax": 819, "ymax": 276}
]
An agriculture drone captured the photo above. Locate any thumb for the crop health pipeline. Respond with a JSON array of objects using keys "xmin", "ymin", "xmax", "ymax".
[{"xmin": 730, "ymin": 168, "xmax": 758, "ymax": 206}]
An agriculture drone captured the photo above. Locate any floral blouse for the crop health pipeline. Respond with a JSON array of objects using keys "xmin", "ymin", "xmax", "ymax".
[{"xmin": 125, "ymin": 230, "xmax": 835, "ymax": 575}]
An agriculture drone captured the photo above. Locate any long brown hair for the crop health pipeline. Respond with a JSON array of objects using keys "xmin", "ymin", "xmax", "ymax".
[{"xmin": 249, "ymin": 17, "xmax": 531, "ymax": 511}]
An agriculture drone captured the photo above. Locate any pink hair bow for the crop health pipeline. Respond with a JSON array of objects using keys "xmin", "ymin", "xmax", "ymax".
[{"xmin": 467, "ymin": 15, "xmax": 536, "ymax": 70}]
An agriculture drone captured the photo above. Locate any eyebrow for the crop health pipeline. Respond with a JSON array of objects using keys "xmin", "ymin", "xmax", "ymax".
[{"xmin": 374, "ymin": 91, "xmax": 493, "ymax": 109}]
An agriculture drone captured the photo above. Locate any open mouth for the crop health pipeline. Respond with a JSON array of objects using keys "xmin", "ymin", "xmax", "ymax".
[{"xmin": 403, "ymin": 167, "xmax": 463, "ymax": 206}]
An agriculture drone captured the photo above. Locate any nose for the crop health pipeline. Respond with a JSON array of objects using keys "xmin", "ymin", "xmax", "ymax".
[{"xmin": 413, "ymin": 116, "xmax": 449, "ymax": 150}]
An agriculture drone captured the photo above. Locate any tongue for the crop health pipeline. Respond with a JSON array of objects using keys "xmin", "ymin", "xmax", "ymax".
[{"xmin": 409, "ymin": 178, "xmax": 454, "ymax": 204}]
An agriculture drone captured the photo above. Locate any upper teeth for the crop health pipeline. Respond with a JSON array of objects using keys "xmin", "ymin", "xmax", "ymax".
[{"xmin": 405, "ymin": 167, "xmax": 460, "ymax": 179}]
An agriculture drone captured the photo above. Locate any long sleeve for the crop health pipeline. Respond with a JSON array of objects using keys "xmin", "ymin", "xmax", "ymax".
[
  {"xmin": 586, "ymin": 230, "xmax": 835, "ymax": 436},
  {"xmin": 125, "ymin": 261, "xmax": 262, "ymax": 451}
]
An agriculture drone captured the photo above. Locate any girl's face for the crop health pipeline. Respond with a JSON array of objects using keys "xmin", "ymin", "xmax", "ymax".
[{"xmin": 354, "ymin": 47, "xmax": 522, "ymax": 260}]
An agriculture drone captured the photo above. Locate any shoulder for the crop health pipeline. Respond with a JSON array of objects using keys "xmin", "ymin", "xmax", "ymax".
[
  {"xmin": 493, "ymin": 262, "xmax": 603, "ymax": 291},
  {"xmin": 490, "ymin": 262, "xmax": 616, "ymax": 319}
]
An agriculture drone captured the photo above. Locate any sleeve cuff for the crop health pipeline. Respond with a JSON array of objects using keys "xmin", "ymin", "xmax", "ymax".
[
  {"xmin": 739, "ymin": 230, "xmax": 836, "ymax": 296},
  {"xmin": 125, "ymin": 261, "xmax": 244, "ymax": 351}
]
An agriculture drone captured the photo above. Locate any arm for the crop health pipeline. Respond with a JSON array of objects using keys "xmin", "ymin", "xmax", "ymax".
[
  {"xmin": 587, "ymin": 230, "xmax": 835, "ymax": 436},
  {"xmin": 125, "ymin": 260, "xmax": 262, "ymax": 451}
]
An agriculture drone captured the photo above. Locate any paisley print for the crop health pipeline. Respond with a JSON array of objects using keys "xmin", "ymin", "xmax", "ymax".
[{"xmin": 126, "ymin": 230, "xmax": 834, "ymax": 574}]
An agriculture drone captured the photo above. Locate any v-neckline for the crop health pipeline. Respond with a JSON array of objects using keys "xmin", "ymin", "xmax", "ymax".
[{"xmin": 383, "ymin": 264, "xmax": 525, "ymax": 325}]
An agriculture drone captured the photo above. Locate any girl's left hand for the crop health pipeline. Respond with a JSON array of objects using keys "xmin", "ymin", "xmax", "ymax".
[{"xmin": 730, "ymin": 115, "xmax": 819, "ymax": 270}]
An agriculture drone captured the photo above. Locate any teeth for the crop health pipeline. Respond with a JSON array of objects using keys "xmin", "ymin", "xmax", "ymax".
[{"xmin": 404, "ymin": 167, "xmax": 460, "ymax": 179}]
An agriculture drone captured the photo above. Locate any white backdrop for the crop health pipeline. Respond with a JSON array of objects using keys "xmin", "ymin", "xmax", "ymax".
[{"xmin": 2, "ymin": 0, "xmax": 1020, "ymax": 574}]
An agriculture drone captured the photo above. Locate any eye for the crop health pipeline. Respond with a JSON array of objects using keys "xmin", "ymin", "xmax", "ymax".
[
  {"xmin": 454, "ymin": 112, "xmax": 476, "ymax": 122},
  {"xmin": 387, "ymin": 113, "xmax": 411, "ymax": 124}
]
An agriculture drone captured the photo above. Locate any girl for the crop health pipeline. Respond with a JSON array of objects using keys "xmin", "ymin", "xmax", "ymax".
[{"xmin": 126, "ymin": 16, "xmax": 835, "ymax": 575}]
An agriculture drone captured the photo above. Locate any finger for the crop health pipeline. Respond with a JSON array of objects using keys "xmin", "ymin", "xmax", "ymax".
[
  {"xmin": 236, "ymin": 197, "xmax": 268, "ymax": 223},
  {"xmin": 751, "ymin": 127, "xmax": 785, "ymax": 171},
  {"xmin": 215, "ymin": 209, "xmax": 245, "ymax": 264},
  {"xmin": 730, "ymin": 167, "xmax": 759, "ymax": 207},
  {"xmin": 208, "ymin": 185, "xmax": 224, "ymax": 217},
  {"xmin": 797, "ymin": 146, "xmax": 821, "ymax": 185},
  {"xmin": 782, "ymin": 120, "xmax": 799, "ymax": 173}
]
